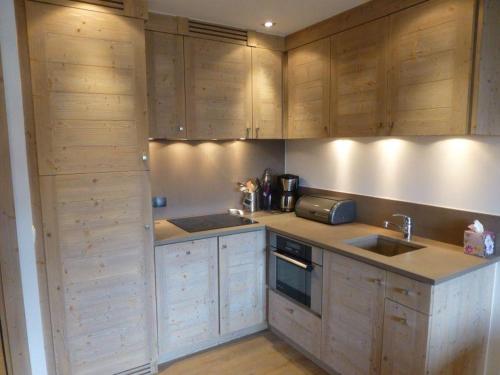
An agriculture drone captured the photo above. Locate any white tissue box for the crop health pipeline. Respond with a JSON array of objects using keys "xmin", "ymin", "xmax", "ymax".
[{"xmin": 464, "ymin": 230, "xmax": 496, "ymax": 257}]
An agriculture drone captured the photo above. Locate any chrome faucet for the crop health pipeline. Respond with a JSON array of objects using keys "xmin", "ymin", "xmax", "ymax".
[{"xmin": 383, "ymin": 214, "xmax": 413, "ymax": 241}]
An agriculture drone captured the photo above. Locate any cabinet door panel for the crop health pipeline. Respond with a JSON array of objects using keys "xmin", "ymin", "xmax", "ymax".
[
  {"xmin": 252, "ymin": 48, "xmax": 283, "ymax": 139},
  {"xmin": 219, "ymin": 231, "xmax": 266, "ymax": 335},
  {"xmin": 40, "ymin": 172, "xmax": 155, "ymax": 375},
  {"xmin": 388, "ymin": 0, "xmax": 475, "ymax": 135},
  {"xmin": 146, "ymin": 31, "xmax": 186, "ymax": 139},
  {"xmin": 26, "ymin": 1, "xmax": 149, "ymax": 175},
  {"xmin": 287, "ymin": 37, "xmax": 330, "ymax": 139},
  {"xmin": 332, "ymin": 18, "xmax": 389, "ymax": 136},
  {"xmin": 156, "ymin": 238, "xmax": 219, "ymax": 360},
  {"xmin": 381, "ymin": 300, "xmax": 429, "ymax": 375},
  {"xmin": 185, "ymin": 37, "xmax": 252, "ymax": 139},
  {"xmin": 321, "ymin": 252, "xmax": 386, "ymax": 375}
]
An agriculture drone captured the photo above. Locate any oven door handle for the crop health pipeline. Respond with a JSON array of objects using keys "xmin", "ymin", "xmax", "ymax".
[{"xmin": 272, "ymin": 251, "xmax": 313, "ymax": 271}]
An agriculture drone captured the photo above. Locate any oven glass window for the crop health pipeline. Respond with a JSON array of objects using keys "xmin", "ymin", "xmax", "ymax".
[{"xmin": 276, "ymin": 257, "xmax": 311, "ymax": 307}]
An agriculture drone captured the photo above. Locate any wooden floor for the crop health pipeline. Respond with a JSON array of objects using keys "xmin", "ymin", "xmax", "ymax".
[{"xmin": 159, "ymin": 331, "xmax": 328, "ymax": 375}]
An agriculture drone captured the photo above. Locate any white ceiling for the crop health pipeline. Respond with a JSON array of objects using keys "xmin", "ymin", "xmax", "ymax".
[{"xmin": 148, "ymin": 0, "xmax": 370, "ymax": 36}]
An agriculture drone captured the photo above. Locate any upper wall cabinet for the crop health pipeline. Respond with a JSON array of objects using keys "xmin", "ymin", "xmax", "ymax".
[
  {"xmin": 184, "ymin": 37, "xmax": 252, "ymax": 139},
  {"xmin": 388, "ymin": 0, "xmax": 475, "ymax": 136},
  {"xmin": 27, "ymin": 0, "xmax": 149, "ymax": 175},
  {"xmin": 287, "ymin": 38, "xmax": 331, "ymax": 138},
  {"xmin": 252, "ymin": 48, "xmax": 283, "ymax": 139},
  {"xmin": 146, "ymin": 31, "xmax": 186, "ymax": 139},
  {"xmin": 331, "ymin": 18, "xmax": 390, "ymax": 137}
]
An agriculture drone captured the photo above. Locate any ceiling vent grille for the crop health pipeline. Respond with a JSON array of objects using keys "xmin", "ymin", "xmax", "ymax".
[
  {"xmin": 113, "ymin": 363, "xmax": 154, "ymax": 375},
  {"xmin": 187, "ymin": 19, "xmax": 248, "ymax": 43},
  {"xmin": 69, "ymin": 0, "xmax": 125, "ymax": 10}
]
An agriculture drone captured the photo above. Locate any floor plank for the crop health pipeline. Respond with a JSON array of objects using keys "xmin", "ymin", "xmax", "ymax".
[{"xmin": 159, "ymin": 331, "xmax": 328, "ymax": 375}]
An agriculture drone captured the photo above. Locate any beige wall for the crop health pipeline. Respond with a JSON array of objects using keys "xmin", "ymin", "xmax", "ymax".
[{"xmin": 149, "ymin": 140, "xmax": 285, "ymax": 219}]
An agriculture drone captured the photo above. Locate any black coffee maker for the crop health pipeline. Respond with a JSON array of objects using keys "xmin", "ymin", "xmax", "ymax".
[{"xmin": 279, "ymin": 174, "xmax": 299, "ymax": 212}]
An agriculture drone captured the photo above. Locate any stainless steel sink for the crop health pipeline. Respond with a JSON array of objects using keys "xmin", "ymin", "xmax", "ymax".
[{"xmin": 345, "ymin": 235, "xmax": 426, "ymax": 257}]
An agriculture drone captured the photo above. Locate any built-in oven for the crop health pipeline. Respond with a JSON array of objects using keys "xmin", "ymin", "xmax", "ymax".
[{"xmin": 268, "ymin": 232, "xmax": 323, "ymax": 315}]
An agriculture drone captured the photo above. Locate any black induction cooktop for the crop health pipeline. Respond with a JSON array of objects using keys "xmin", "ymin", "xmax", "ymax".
[{"xmin": 168, "ymin": 213, "xmax": 257, "ymax": 233}]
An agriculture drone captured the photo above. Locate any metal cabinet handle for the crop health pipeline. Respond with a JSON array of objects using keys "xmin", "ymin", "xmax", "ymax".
[
  {"xmin": 392, "ymin": 316, "xmax": 408, "ymax": 325},
  {"xmin": 144, "ymin": 224, "xmax": 151, "ymax": 230},
  {"xmin": 272, "ymin": 251, "xmax": 311, "ymax": 270},
  {"xmin": 221, "ymin": 244, "xmax": 227, "ymax": 249},
  {"xmin": 395, "ymin": 287, "xmax": 411, "ymax": 296},
  {"xmin": 245, "ymin": 128, "xmax": 250, "ymax": 138},
  {"xmin": 141, "ymin": 153, "xmax": 148, "ymax": 161},
  {"xmin": 285, "ymin": 307, "xmax": 294, "ymax": 314},
  {"xmin": 178, "ymin": 125, "xmax": 184, "ymax": 132},
  {"xmin": 368, "ymin": 278, "xmax": 383, "ymax": 286},
  {"xmin": 255, "ymin": 127, "xmax": 260, "ymax": 138}
]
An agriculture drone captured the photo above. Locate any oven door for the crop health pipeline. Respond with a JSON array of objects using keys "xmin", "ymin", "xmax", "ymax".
[{"xmin": 269, "ymin": 249, "xmax": 321, "ymax": 315}]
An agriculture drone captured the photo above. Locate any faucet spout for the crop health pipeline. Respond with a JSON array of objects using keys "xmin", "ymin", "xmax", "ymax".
[{"xmin": 383, "ymin": 214, "xmax": 413, "ymax": 241}]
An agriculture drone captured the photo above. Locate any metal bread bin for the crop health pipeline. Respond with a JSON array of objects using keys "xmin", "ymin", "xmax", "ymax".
[{"xmin": 295, "ymin": 195, "xmax": 356, "ymax": 225}]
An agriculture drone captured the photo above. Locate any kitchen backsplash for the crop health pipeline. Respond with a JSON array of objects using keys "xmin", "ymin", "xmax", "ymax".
[{"xmin": 149, "ymin": 140, "xmax": 285, "ymax": 219}]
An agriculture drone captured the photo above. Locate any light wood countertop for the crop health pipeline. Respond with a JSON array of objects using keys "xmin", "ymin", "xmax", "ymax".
[{"xmin": 155, "ymin": 212, "xmax": 498, "ymax": 284}]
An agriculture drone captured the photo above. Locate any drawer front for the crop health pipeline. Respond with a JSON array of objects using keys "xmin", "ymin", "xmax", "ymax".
[
  {"xmin": 269, "ymin": 289, "xmax": 321, "ymax": 358},
  {"xmin": 381, "ymin": 300, "xmax": 429, "ymax": 375},
  {"xmin": 386, "ymin": 272, "xmax": 432, "ymax": 314}
]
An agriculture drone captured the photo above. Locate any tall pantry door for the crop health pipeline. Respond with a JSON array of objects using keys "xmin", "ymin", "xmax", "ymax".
[{"xmin": 25, "ymin": 1, "xmax": 156, "ymax": 374}]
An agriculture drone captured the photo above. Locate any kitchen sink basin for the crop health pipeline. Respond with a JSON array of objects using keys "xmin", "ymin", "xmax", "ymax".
[{"xmin": 345, "ymin": 235, "xmax": 426, "ymax": 257}]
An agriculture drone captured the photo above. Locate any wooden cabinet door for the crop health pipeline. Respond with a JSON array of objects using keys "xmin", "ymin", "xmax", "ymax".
[
  {"xmin": 252, "ymin": 48, "xmax": 283, "ymax": 139},
  {"xmin": 287, "ymin": 37, "xmax": 330, "ymax": 138},
  {"xmin": 184, "ymin": 37, "xmax": 252, "ymax": 139},
  {"xmin": 321, "ymin": 252, "xmax": 386, "ymax": 375},
  {"xmin": 388, "ymin": 0, "xmax": 476, "ymax": 135},
  {"xmin": 40, "ymin": 172, "xmax": 156, "ymax": 375},
  {"xmin": 155, "ymin": 238, "xmax": 219, "ymax": 361},
  {"xmin": 146, "ymin": 31, "xmax": 186, "ymax": 139},
  {"xmin": 219, "ymin": 231, "xmax": 266, "ymax": 335},
  {"xmin": 381, "ymin": 300, "xmax": 429, "ymax": 375},
  {"xmin": 26, "ymin": 1, "xmax": 150, "ymax": 175},
  {"xmin": 332, "ymin": 18, "xmax": 390, "ymax": 137}
]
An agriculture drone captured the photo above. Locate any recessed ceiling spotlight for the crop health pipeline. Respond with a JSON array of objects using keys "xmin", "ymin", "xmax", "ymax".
[{"xmin": 263, "ymin": 20, "xmax": 275, "ymax": 28}]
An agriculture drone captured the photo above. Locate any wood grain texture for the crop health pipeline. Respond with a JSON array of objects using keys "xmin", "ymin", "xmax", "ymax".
[
  {"xmin": 321, "ymin": 252, "xmax": 386, "ymax": 375},
  {"xmin": 427, "ymin": 265, "xmax": 495, "ymax": 375},
  {"xmin": 300, "ymin": 186, "xmax": 500, "ymax": 247},
  {"xmin": 247, "ymin": 31, "xmax": 286, "ymax": 51},
  {"xmin": 387, "ymin": 0, "xmax": 476, "ymax": 135},
  {"xmin": 184, "ymin": 37, "xmax": 252, "ymax": 139},
  {"xmin": 287, "ymin": 38, "xmax": 330, "ymax": 139},
  {"xmin": 29, "ymin": 0, "xmax": 148, "ymax": 19},
  {"xmin": 219, "ymin": 231, "xmax": 266, "ymax": 336},
  {"xmin": 159, "ymin": 331, "xmax": 328, "ymax": 375},
  {"xmin": 145, "ymin": 13, "xmax": 179, "ymax": 33},
  {"xmin": 252, "ymin": 48, "xmax": 283, "ymax": 139},
  {"xmin": 155, "ymin": 238, "xmax": 219, "ymax": 362},
  {"xmin": 381, "ymin": 300, "xmax": 430, "ymax": 374},
  {"xmin": 471, "ymin": 0, "xmax": 500, "ymax": 135},
  {"xmin": 26, "ymin": 1, "xmax": 149, "ymax": 175},
  {"xmin": 146, "ymin": 31, "xmax": 186, "ymax": 139},
  {"xmin": 331, "ymin": 18, "xmax": 390, "ymax": 137},
  {"xmin": 40, "ymin": 171, "xmax": 156, "ymax": 375},
  {"xmin": 285, "ymin": 0, "xmax": 428, "ymax": 50},
  {"xmin": 268, "ymin": 290, "xmax": 322, "ymax": 358},
  {"xmin": 386, "ymin": 272, "xmax": 433, "ymax": 314}
]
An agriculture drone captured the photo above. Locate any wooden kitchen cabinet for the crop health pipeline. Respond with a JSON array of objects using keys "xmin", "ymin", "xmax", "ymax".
[
  {"xmin": 381, "ymin": 300, "xmax": 429, "ymax": 375},
  {"xmin": 26, "ymin": 0, "xmax": 150, "ymax": 175},
  {"xmin": 146, "ymin": 31, "xmax": 186, "ymax": 139},
  {"xmin": 387, "ymin": 0, "xmax": 476, "ymax": 135},
  {"xmin": 184, "ymin": 37, "xmax": 252, "ymax": 139},
  {"xmin": 287, "ymin": 37, "xmax": 331, "ymax": 138},
  {"xmin": 155, "ymin": 238, "xmax": 219, "ymax": 362},
  {"xmin": 321, "ymin": 252, "xmax": 386, "ymax": 375},
  {"xmin": 40, "ymin": 171, "xmax": 156, "ymax": 375},
  {"xmin": 331, "ymin": 18, "xmax": 390, "ymax": 137},
  {"xmin": 219, "ymin": 231, "xmax": 266, "ymax": 335},
  {"xmin": 251, "ymin": 48, "xmax": 283, "ymax": 139}
]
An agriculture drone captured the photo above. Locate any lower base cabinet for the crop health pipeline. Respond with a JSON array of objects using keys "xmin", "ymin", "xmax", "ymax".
[
  {"xmin": 155, "ymin": 230, "xmax": 266, "ymax": 363},
  {"xmin": 267, "ymin": 249, "xmax": 495, "ymax": 375}
]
